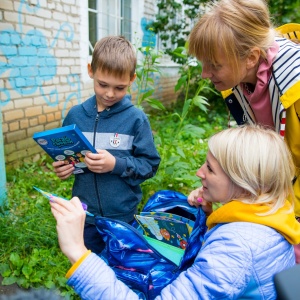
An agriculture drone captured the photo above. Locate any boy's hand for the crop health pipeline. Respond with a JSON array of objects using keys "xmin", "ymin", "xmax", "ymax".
[
  {"xmin": 187, "ymin": 187, "xmax": 213, "ymax": 216},
  {"xmin": 53, "ymin": 161, "xmax": 74, "ymax": 179},
  {"xmin": 84, "ymin": 150, "xmax": 116, "ymax": 173}
]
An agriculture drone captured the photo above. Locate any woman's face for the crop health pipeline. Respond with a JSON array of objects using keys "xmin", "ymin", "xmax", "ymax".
[
  {"xmin": 200, "ymin": 50, "xmax": 249, "ymax": 91},
  {"xmin": 196, "ymin": 150, "xmax": 242, "ymax": 203}
]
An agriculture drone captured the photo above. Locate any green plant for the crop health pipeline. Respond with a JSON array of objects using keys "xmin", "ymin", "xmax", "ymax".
[
  {"xmin": 269, "ymin": 0, "xmax": 300, "ymax": 24},
  {"xmin": 151, "ymin": 0, "xmax": 210, "ymax": 61},
  {"xmin": 134, "ymin": 43, "xmax": 166, "ymax": 111},
  {"xmin": 171, "ymin": 46, "xmax": 220, "ymax": 136},
  {"xmin": 138, "ymin": 44, "xmax": 227, "ymax": 207},
  {"xmin": 140, "ymin": 98, "xmax": 227, "ymax": 208},
  {"xmin": 0, "ymin": 158, "xmax": 77, "ymax": 299},
  {"xmin": 151, "ymin": 0, "xmax": 300, "ymax": 61}
]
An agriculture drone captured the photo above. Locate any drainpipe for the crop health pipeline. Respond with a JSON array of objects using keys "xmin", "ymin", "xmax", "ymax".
[{"xmin": 0, "ymin": 106, "xmax": 7, "ymax": 206}]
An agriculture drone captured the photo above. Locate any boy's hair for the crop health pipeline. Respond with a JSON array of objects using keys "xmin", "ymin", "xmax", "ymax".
[
  {"xmin": 188, "ymin": 0, "xmax": 276, "ymax": 76},
  {"xmin": 208, "ymin": 125, "xmax": 295, "ymax": 215},
  {"xmin": 90, "ymin": 35, "xmax": 137, "ymax": 79}
]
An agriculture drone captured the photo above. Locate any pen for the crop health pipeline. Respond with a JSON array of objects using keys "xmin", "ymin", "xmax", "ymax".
[{"xmin": 33, "ymin": 186, "xmax": 94, "ymax": 216}]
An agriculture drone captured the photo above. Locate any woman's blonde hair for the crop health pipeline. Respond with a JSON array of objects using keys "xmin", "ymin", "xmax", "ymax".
[
  {"xmin": 208, "ymin": 125, "xmax": 295, "ymax": 214},
  {"xmin": 188, "ymin": 0, "xmax": 276, "ymax": 74},
  {"xmin": 91, "ymin": 36, "xmax": 136, "ymax": 79}
]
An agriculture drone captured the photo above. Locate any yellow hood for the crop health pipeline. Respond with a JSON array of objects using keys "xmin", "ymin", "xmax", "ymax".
[{"xmin": 207, "ymin": 200, "xmax": 300, "ymax": 244}]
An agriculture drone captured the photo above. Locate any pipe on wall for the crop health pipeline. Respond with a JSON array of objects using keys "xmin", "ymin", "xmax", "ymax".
[{"xmin": 0, "ymin": 107, "xmax": 7, "ymax": 206}]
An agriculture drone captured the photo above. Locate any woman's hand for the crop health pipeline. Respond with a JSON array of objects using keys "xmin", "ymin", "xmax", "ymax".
[
  {"xmin": 187, "ymin": 187, "xmax": 213, "ymax": 216},
  {"xmin": 50, "ymin": 196, "xmax": 88, "ymax": 264}
]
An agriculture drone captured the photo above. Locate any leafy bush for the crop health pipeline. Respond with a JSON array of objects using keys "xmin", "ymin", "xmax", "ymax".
[{"xmin": 151, "ymin": 0, "xmax": 300, "ymax": 59}]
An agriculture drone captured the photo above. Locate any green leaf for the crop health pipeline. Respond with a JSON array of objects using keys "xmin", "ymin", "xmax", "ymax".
[
  {"xmin": 22, "ymin": 264, "xmax": 33, "ymax": 278},
  {"xmin": 175, "ymin": 75, "xmax": 187, "ymax": 91},
  {"xmin": 30, "ymin": 274, "xmax": 43, "ymax": 283},
  {"xmin": 193, "ymin": 96, "xmax": 210, "ymax": 113},
  {"xmin": 10, "ymin": 253, "xmax": 23, "ymax": 268},
  {"xmin": 176, "ymin": 147, "xmax": 186, "ymax": 158},
  {"xmin": 57, "ymin": 276, "xmax": 68, "ymax": 287},
  {"xmin": 2, "ymin": 276, "xmax": 18, "ymax": 285},
  {"xmin": 172, "ymin": 46, "xmax": 187, "ymax": 58},
  {"xmin": 182, "ymin": 99, "xmax": 192, "ymax": 119},
  {"xmin": 146, "ymin": 99, "xmax": 166, "ymax": 110},
  {"xmin": 17, "ymin": 277, "xmax": 30, "ymax": 288},
  {"xmin": 182, "ymin": 124, "xmax": 206, "ymax": 136},
  {"xmin": 0, "ymin": 263, "xmax": 11, "ymax": 277},
  {"xmin": 171, "ymin": 112, "xmax": 181, "ymax": 121},
  {"xmin": 193, "ymin": 95, "xmax": 209, "ymax": 106},
  {"xmin": 141, "ymin": 89, "xmax": 154, "ymax": 101},
  {"xmin": 44, "ymin": 280, "xmax": 56, "ymax": 289}
]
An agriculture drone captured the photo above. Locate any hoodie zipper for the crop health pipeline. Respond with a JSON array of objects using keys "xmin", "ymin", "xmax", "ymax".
[{"xmin": 93, "ymin": 112, "xmax": 104, "ymax": 216}]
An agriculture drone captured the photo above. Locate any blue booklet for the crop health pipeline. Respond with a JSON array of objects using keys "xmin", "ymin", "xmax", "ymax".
[{"xmin": 33, "ymin": 124, "xmax": 97, "ymax": 174}]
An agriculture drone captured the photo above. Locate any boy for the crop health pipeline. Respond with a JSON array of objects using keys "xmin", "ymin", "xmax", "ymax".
[{"xmin": 52, "ymin": 36, "xmax": 161, "ymax": 253}]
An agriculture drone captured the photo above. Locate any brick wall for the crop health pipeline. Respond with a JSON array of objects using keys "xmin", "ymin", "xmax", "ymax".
[{"xmin": 0, "ymin": 0, "xmax": 180, "ymax": 167}]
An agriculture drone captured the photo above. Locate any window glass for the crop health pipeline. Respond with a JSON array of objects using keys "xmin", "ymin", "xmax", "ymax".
[
  {"xmin": 88, "ymin": 0, "xmax": 97, "ymax": 55},
  {"xmin": 88, "ymin": 0, "xmax": 132, "ymax": 53},
  {"xmin": 121, "ymin": 0, "xmax": 132, "ymax": 41}
]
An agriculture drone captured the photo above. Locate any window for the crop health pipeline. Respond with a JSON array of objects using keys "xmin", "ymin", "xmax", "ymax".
[{"xmin": 88, "ymin": 0, "xmax": 134, "ymax": 55}]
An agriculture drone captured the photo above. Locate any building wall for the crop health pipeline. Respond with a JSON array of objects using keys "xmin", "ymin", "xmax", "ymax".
[{"xmin": 0, "ymin": 0, "xmax": 180, "ymax": 167}]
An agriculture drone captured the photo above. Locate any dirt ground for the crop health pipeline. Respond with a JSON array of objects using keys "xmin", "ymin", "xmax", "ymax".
[{"xmin": 0, "ymin": 276, "xmax": 26, "ymax": 297}]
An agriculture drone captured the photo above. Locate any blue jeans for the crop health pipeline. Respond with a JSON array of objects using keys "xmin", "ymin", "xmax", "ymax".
[{"xmin": 84, "ymin": 223, "xmax": 106, "ymax": 255}]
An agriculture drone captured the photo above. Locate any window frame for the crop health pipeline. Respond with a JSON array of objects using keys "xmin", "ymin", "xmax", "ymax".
[{"xmin": 87, "ymin": 0, "xmax": 138, "ymax": 53}]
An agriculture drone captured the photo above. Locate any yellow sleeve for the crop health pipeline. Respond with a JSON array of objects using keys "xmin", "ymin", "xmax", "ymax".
[
  {"xmin": 285, "ymin": 100, "xmax": 300, "ymax": 216},
  {"xmin": 293, "ymin": 177, "xmax": 300, "ymax": 218},
  {"xmin": 66, "ymin": 250, "xmax": 92, "ymax": 279}
]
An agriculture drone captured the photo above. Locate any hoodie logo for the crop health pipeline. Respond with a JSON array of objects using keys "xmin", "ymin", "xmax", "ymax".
[{"xmin": 110, "ymin": 133, "xmax": 120, "ymax": 148}]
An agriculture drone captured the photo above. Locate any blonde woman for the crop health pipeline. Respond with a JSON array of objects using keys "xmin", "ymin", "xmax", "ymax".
[{"xmin": 50, "ymin": 125, "xmax": 300, "ymax": 299}]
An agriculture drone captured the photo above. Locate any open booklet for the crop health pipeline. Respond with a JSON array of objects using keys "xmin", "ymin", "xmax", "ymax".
[{"xmin": 134, "ymin": 211, "xmax": 195, "ymax": 265}]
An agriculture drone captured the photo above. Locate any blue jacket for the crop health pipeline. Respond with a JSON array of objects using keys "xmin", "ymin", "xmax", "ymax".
[
  {"xmin": 63, "ymin": 95, "xmax": 161, "ymax": 224},
  {"xmin": 67, "ymin": 221, "xmax": 295, "ymax": 299}
]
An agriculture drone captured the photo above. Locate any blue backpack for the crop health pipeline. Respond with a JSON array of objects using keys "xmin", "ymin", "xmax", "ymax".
[{"xmin": 95, "ymin": 190, "xmax": 207, "ymax": 300}]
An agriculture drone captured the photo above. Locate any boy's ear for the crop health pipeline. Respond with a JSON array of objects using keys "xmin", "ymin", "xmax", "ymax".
[
  {"xmin": 246, "ymin": 47, "xmax": 261, "ymax": 69},
  {"xmin": 130, "ymin": 73, "xmax": 137, "ymax": 85},
  {"xmin": 87, "ymin": 63, "xmax": 93, "ymax": 78}
]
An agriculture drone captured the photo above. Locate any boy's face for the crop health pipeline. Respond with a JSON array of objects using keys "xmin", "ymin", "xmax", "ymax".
[{"xmin": 88, "ymin": 64, "xmax": 136, "ymax": 111}]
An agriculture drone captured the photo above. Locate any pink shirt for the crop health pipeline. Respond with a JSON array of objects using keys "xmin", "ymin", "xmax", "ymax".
[{"xmin": 241, "ymin": 42, "xmax": 279, "ymax": 129}]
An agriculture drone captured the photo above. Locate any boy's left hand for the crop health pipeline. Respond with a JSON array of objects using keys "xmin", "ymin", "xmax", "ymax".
[{"xmin": 84, "ymin": 150, "xmax": 116, "ymax": 173}]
